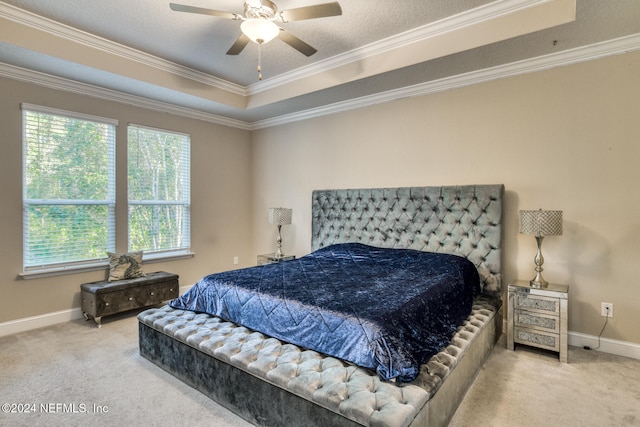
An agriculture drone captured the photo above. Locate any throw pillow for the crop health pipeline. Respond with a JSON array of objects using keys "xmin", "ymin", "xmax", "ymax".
[{"xmin": 107, "ymin": 251, "xmax": 145, "ymax": 281}]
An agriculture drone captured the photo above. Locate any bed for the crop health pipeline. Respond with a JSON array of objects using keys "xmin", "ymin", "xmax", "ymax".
[{"xmin": 138, "ymin": 184, "xmax": 504, "ymax": 426}]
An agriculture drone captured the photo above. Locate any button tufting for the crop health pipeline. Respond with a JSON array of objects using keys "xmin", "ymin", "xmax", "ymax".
[{"xmin": 148, "ymin": 183, "xmax": 504, "ymax": 423}]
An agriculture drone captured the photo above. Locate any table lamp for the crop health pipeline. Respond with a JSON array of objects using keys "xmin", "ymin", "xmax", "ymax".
[
  {"xmin": 519, "ymin": 209, "xmax": 563, "ymax": 288},
  {"xmin": 269, "ymin": 207, "xmax": 292, "ymax": 258}
]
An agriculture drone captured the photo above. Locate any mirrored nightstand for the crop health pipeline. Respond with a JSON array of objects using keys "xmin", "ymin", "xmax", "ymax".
[
  {"xmin": 507, "ymin": 280, "xmax": 569, "ymax": 363},
  {"xmin": 257, "ymin": 253, "xmax": 295, "ymax": 265}
]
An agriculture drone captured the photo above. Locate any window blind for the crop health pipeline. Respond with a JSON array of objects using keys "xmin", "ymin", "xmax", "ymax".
[
  {"xmin": 22, "ymin": 104, "xmax": 117, "ymax": 271},
  {"xmin": 127, "ymin": 124, "xmax": 191, "ymax": 255}
]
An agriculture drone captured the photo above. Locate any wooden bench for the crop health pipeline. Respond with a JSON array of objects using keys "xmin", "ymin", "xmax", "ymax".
[{"xmin": 81, "ymin": 271, "xmax": 179, "ymax": 327}]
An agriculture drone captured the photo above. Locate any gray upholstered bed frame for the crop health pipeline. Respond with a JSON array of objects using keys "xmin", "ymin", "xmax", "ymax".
[
  {"xmin": 311, "ymin": 185, "xmax": 503, "ymax": 294},
  {"xmin": 138, "ymin": 184, "xmax": 504, "ymax": 426}
]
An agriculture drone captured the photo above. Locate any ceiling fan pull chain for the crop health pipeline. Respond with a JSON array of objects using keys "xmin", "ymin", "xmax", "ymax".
[{"xmin": 258, "ymin": 42, "xmax": 263, "ymax": 80}]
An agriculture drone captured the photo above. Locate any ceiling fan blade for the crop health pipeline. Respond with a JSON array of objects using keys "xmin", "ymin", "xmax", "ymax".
[
  {"xmin": 278, "ymin": 29, "xmax": 317, "ymax": 57},
  {"xmin": 279, "ymin": 2, "xmax": 342, "ymax": 22},
  {"xmin": 169, "ymin": 3, "xmax": 240, "ymax": 20},
  {"xmin": 226, "ymin": 33, "xmax": 251, "ymax": 55}
]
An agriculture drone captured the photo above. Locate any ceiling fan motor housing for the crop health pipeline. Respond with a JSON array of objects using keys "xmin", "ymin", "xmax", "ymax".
[{"xmin": 244, "ymin": 1, "xmax": 278, "ymax": 20}]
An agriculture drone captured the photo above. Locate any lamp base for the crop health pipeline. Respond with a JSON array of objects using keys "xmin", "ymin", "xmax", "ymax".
[
  {"xmin": 274, "ymin": 224, "xmax": 284, "ymax": 259},
  {"xmin": 529, "ymin": 277, "xmax": 549, "ymax": 288},
  {"xmin": 530, "ymin": 235, "xmax": 549, "ymax": 288}
]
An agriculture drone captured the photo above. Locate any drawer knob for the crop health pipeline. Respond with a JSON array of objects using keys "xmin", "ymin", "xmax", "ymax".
[
  {"xmin": 105, "ymin": 302, "xmax": 110, "ymax": 306},
  {"xmin": 150, "ymin": 292, "xmax": 155, "ymax": 296},
  {"xmin": 129, "ymin": 297, "xmax": 134, "ymax": 301}
]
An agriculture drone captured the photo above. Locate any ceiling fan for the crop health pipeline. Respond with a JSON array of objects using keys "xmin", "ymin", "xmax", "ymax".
[{"xmin": 169, "ymin": 0, "xmax": 342, "ymax": 58}]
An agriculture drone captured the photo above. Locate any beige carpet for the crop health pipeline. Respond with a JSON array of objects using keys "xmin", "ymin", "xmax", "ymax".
[
  {"xmin": 449, "ymin": 335, "xmax": 640, "ymax": 427},
  {"xmin": 1, "ymin": 310, "xmax": 639, "ymax": 427}
]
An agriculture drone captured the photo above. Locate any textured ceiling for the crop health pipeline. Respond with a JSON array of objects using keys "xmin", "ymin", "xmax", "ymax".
[
  {"xmin": 2, "ymin": 0, "xmax": 495, "ymax": 84},
  {"xmin": 0, "ymin": 0, "xmax": 639, "ymax": 128}
]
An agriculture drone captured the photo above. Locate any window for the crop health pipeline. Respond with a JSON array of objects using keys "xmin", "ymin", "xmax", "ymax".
[
  {"xmin": 127, "ymin": 125, "xmax": 191, "ymax": 257},
  {"xmin": 22, "ymin": 104, "xmax": 117, "ymax": 273}
]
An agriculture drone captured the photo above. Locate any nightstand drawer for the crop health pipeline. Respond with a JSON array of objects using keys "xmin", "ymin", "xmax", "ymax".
[
  {"xmin": 514, "ymin": 327, "xmax": 560, "ymax": 352},
  {"xmin": 514, "ymin": 309, "xmax": 560, "ymax": 333},
  {"xmin": 507, "ymin": 280, "xmax": 569, "ymax": 363},
  {"xmin": 514, "ymin": 293, "xmax": 560, "ymax": 315}
]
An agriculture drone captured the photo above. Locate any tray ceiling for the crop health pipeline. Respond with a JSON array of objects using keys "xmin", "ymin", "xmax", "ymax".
[{"xmin": 1, "ymin": 0, "xmax": 639, "ymax": 128}]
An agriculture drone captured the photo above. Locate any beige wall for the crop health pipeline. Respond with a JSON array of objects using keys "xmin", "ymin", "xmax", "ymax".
[
  {"xmin": 0, "ymin": 77, "xmax": 253, "ymax": 323},
  {"xmin": 2, "ymin": 50, "xmax": 638, "ymax": 346},
  {"xmin": 251, "ymin": 50, "xmax": 640, "ymax": 345}
]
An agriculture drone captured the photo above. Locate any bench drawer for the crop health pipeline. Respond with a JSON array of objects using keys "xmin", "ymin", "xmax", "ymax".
[{"xmin": 81, "ymin": 271, "xmax": 178, "ymax": 327}]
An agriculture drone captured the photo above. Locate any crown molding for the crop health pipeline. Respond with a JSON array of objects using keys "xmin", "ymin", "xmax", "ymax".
[
  {"xmin": 0, "ymin": 62, "xmax": 252, "ymax": 130},
  {"xmin": 249, "ymin": 33, "xmax": 640, "ymax": 129},
  {"xmin": 0, "ymin": 2, "xmax": 246, "ymax": 96},
  {"xmin": 1, "ymin": 32, "xmax": 638, "ymax": 131},
  {"xmin": 1, "ymin": 0, "xmax": 571, "ymax": 102},
  {"xmin": 248, "ymin": 0, "xmax": 567, "ymax": 95}
]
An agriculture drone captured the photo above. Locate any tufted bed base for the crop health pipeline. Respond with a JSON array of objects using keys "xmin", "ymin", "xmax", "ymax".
[
  {"xmin": 138, "ymin": 184, "xmax": 504, "ymax": 426},
  {"xmin": 138, "ymin": 296, "xmax": 501, "ymax": 427}
]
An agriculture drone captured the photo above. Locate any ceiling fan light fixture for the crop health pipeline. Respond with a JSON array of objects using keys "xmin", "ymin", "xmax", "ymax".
[{"xmin": 241, "ymin": 19, "xmax": 280, "ymax": 44}]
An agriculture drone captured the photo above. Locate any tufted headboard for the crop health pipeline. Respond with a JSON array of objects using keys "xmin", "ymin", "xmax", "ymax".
[{"xmin": 311, "ymin": 185, "xmax": 504, "ymax": 294}]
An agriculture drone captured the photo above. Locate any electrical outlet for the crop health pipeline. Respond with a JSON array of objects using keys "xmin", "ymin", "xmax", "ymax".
[
  {"xmin": 233, "ymin": 256, "xmax": 239, "ymax": 265},
  {"xmin": 601, "ymin": 302, "xmax": 614, "ymax": 318}
]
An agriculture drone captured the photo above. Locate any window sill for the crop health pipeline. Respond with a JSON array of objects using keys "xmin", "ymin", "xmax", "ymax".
[
  {"xmin": 19, "ymin": 251, "xmax": 195, "ymax": 280},
  {"xmin": 142, "ymin": 251, "xmax": 195, "ymax": 264}
]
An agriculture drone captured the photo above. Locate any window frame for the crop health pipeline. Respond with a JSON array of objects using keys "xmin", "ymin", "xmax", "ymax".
[
  {"xmin": 21, "ymin": 103, "xmax": 118, "ymax": 278},
  {"xmin": 127, "ymin": 123, "xmax": 192, "ymax": 260}
]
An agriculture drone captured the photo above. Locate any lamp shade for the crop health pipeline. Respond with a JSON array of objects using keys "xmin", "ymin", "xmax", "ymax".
[
  {"xmin": 241, "ymin": 19, "xmax": 280, "ymax": 44},
  {"xmin": 519, "ymin": 209, "xmax": 563, "ymax": 236},
  {"xmin": 269, "ymin": 208, "xmax": 292, "ymax": 226}
]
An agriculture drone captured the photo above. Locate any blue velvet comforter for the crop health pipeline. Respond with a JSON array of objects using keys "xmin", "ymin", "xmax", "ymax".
[{"xmin": 169, "ymin": 243, "xmax": 480, "ymax": 382}]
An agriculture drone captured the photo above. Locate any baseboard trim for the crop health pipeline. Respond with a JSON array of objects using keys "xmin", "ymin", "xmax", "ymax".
[
  {"xmin": 0, "ymin": 284, "xmax": 195, "ymax": 338},
  {"xmin": 569, "ymin": 332, "xmax": 640, "ymax": 360},
  {"xmin": 0, "ymin": 307, "xmax": 84, "ymax": 337},
  {"xmin": 502, "ymin": 319, "xmax": 639, "ymax": 361}
]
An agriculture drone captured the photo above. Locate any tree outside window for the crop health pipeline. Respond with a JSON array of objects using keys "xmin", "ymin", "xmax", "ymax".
[
  {"xmin": 22, "ymin": 105, "xmax": 116, "ymax": 271},
  {"xmin": 127, "ymin": 125, "xmax": 191, "ymax": 256},
  {"xmin": 22, "ymin": 105, "xmax": 191, "ymax": 276}
]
